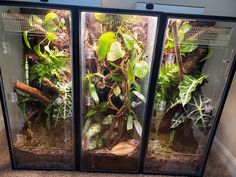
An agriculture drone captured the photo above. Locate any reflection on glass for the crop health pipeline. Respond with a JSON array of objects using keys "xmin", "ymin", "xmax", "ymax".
[
  {"xmin": 80, "ymin": 12, "xmax": 158, "ymax": 171},
  {"xmin": 0, "ymin": 7, "xmax": 73, "ymax": 169},
  {"xmin": 145, "ymin": 18, "xmax": 235, "ymax": 175}
]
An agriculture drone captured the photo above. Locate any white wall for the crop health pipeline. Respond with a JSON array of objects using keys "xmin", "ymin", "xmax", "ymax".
[
  {"xmin": 5, "ymin": 0, "xmax": 101, "ymax": 7},
  {"xmin": 101, "ymin": 0, "xmax": 236, "ymax": 17},
  {"xmin": 217, "ymin": 75, "xmax": 236, "ymax": 157}
]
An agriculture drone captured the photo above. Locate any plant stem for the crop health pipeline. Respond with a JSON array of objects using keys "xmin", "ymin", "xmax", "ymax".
[
  {"xmin": 39, "ymin": 38, "xmax": 47, "ymax": 46},
  {"xmin": 169, "ymin": 130, "xmax": 175, "ymax": 144},
  {"xmin": 25, "ymin": 54, "xmax": 29, "ymax": 85}
]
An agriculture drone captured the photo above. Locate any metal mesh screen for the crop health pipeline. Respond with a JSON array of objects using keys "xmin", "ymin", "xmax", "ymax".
[
  {"xmin": 182, "ymin": 26, "xmax": 233, "ymax": 47},
  {"xmin": 2, "ymin": 12, "xmax": 45, "ymax": 36}
]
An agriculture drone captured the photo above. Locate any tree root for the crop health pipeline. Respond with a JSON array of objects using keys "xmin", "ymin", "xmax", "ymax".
[{"xmin": 14, "ymin": 81, "xmax": 51, "ymax": 104}]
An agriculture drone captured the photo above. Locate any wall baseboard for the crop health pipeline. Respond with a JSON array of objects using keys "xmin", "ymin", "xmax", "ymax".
[{"xmin": 212, "ymin": 138, "xmax": 236, "ymax": 177}]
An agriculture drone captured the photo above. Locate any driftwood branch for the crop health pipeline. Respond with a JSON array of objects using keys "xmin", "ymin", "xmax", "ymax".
[
  {"xmin": 42, "ymin": 77, "xmax": 61, "ymax": 94},
  {"xmin": 172, "ymin": 22, "xmax": 184, "ymax": 82},
  {"xmin": 14, "ymin": 81, "xmax": 50, "ymax": 104}
]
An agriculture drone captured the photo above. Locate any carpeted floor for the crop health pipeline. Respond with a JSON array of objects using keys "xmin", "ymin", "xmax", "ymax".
[{"xmin": 0, "ymin": 130, "xmax": 231, "ymax": 177}]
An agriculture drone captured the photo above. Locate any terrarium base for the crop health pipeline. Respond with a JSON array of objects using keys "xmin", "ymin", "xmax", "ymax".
[
  {"xmin": 81, "ymin": 151, "xmax": 139, "ymax": 172},
  {"xmin": 13, "ymin": 146, "xmax": 72, "ymax": 169},
  {"xmin": 145, "ymin": 153, "xmax": 202, "ymax": 174}
]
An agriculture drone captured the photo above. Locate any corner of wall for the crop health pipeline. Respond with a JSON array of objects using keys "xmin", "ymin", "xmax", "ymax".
[{"xmin": 212, "ymin": 137, "xmax": 236, "ymax": 177}]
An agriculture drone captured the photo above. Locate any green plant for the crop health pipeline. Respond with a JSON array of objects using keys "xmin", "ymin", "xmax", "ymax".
[
  {"xmin": 171, "ymin": 93, "xmax": 213, "ymax": 130},
  {"xmin": 178, "ymin": 74, "xmax": 208, "ymax": 106},
  {"xmin": 168, "ymin": 74, "xmax": 208, "ymax": 110},
  {"xmin": 165, "ymin": 22, "xmax": 197, "ymax": 56},
  {"xmin": 82, "ymin": 13, "xmax": 149, "ymax": 150},
  {"xmin": 153, "ymin": 20, "xmax": 214, "ymax": 147},
  {"xmin": 155, "ymin": 64, "xmax": 179, "ymax": 107},
  {"xmin": 18, "ymin": 12, "xmax": 72, "ymax": 132},
  {"xmin": 164, "ymin": 73, "xmax": 214, "ymax": 132},
  {"xmin": 30, "ymin": 49, "xmax": 70, "ymax": 83},
  {"xmin": 153, "ymin": 64, "xmax": 179, "ymax": 137},
  {"xmin": 45, "ymin": 81, "xmax": 72, "ymax": 128},
  {"xmin": 23, "ymin": 12, "xmax": 69, "ymax": 83},
  {"xmin": 23, "ymin": 13, "xmax": 61, "ymax": 49}
]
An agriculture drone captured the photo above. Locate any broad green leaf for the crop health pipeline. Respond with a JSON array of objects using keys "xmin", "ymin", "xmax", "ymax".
[
  {"xmin": 165, "ymin": 23, "xmax": 192, "ymax": 50},
  {"xmin": 83, "ymin": 119, "xmax": 91, "ymax": 135},
  {"xmin": 171, "ymin": 113, "xmax": 187, "ymax": 129},
  {"xmin": 134, "ymin": 60, "xmax": 149, "ymax": 79},
  {"xmin": 45, "ymin": 12, "xmax": 58, "ymax": 21},
  {"xmin": 179, "ymin": 23, "xmax": 191, "ymax": 42},
  {"xmin": 132, "ymin": 91, "xmax": 146, "ymax": 103},
  {"xmin": 180, "ymin": 43, "xmax": 197, "ymax": 53},
  {"xmin": 97, "ymin": 32, "xmax": 117, "ymax": 61},
  {"xmin": 89, "ymin": 82, "xmax": 99, "ymax": 105},
  {"xmin": 109, "ymin": 61, "xmax": 120, "ymax": 69},
  {"xmin": 86, "ymin": 123, "xmax": 101, "ymax": 137},
  {"xmin": 86, "ymin": 102, "xmax": 108, "ymax": 118},
  {"xmin": 165, "ymin": 40, "xmax": 174, "ymax": 50},
  {"xmin": 179, "ymin": 23, "xmax": 191, "ymax": 34},
  {"xmin": 132, "ymin": 82, "xmax": 141, "ymax": 92},
  {"xmin": 171, "ymin": 94, "xmax": 213, "ymax": 129},
  {"xmin": 33, "ymin": 45, "xmax": 50, "ymax": 62},
  {"xmin": 134, "ymin": 120, "xmax": 142, "ymax": 137},
  {"xmin": 130, "ymin": 49, "xmax": 137, "ymax": 65},
  {"xmin": 46, "ymin": 32, "xmax": 58, "ymax": 41},
  {"xmin": 107, "ymin": 41, "xmax": 125, "ymax": 61},
  {"xmin": 59, "ymin": 18, "xmax": 66, "ymax": 30},
  {"xmin": 187, "ymin": 94, "xmax": 213, "ymax": 128},
  {"xmin": 23, "ymin": 31, "xmax": 31, "ymax": 49},
  {"xmin": 29, "ymin": 15, "xmax": 43, "ymax": 26},
  {"xmin": 102, "ymin": 115, "xmax": 114, "ymax": 125},
  {"xmin": 121, "ymin": 33, "xmax": 134, "ymax": 51},
  {"xmin": 113, "ymin": 85, "xmax": 121, "ymax": 97},
  {"xmin": 111, "ymin": 73, "xmax": 122, "ymax": 82},
  {"xmin": 167, "ymin": 97, "xmax": 182, "ymax": 111},
  {"xmin": 178, "ymin": 74, "xmax": 208, "ymax": 106},
  {"xmin": 94, "ymin": 13, "xmax": 106, "ymax": 22},
  {"xmin": 43, "ymin": 21, "xmax": 57, "ymax": 32},
  {"xmin": 127, "ymin": 115, "xmax": 133, "ymax": 130},
  {"xmin": 85, "ymin": 108, "xmax": 97, "ymax": 118},
  {"xmin": 130, "ymin": 50, "xmax": 142, "ymax": 67},
  {"xmin": 200, "ymin": 49, "xmax": 213, "ymax": 62},
  {"xmin": 99, "ymin": 102, "xmax": 109, "ymax": 110}
]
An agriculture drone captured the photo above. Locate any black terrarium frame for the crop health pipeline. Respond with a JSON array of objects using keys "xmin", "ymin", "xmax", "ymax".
[
  {"xmin": 0, "ymin": 1, "xmax": 235, "ymax": 177},
  {"xmin": 142, "ymin": 13, "xmax": 236, "ymax": 177},
  {"xmin": 77, "ymin": 7, "xmax": 161, "ymax": 174},
  {"xmin": 0, "ymin": 1, "xmax": 78, "ymax": 171}
]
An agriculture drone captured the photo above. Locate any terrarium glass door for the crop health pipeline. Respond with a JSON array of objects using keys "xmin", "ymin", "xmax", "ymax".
[
  {"xmin": 80, "ymin": 11, "xmax": 158, "ymax": 172},
  {"xmin": 144, "ymin": 17, "xmax": 236, "ymax": 175},
  {"xmin": 0, "ymin": 6, "xmax": 73, "ymax": 169}
]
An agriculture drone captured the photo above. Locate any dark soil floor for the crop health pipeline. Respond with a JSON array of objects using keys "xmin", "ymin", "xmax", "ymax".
[{"xmin": 0, "ymin": 130, "xmax": 231, "ymax": 177}]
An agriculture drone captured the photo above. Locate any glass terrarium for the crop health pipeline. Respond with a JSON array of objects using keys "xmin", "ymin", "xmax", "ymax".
[
  {"xmin": 80, "ymin": 11, "xmax": 158, "ymax": 172},
  {"xmin": 144, "ymin": 17, "xmax": 236, "ymax": 175},
  {"xmin": 0, "ymin": 6, "xmax": 73, "ymax": 169},
  {"xmin": 0, "ymin": 2, "xmax": 236, "ymax": 176}
]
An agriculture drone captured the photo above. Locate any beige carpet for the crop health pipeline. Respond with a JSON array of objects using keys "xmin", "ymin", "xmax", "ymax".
[{"xmin": 0, "ymin": 130, "xmax": 231, "ymax": 177}]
